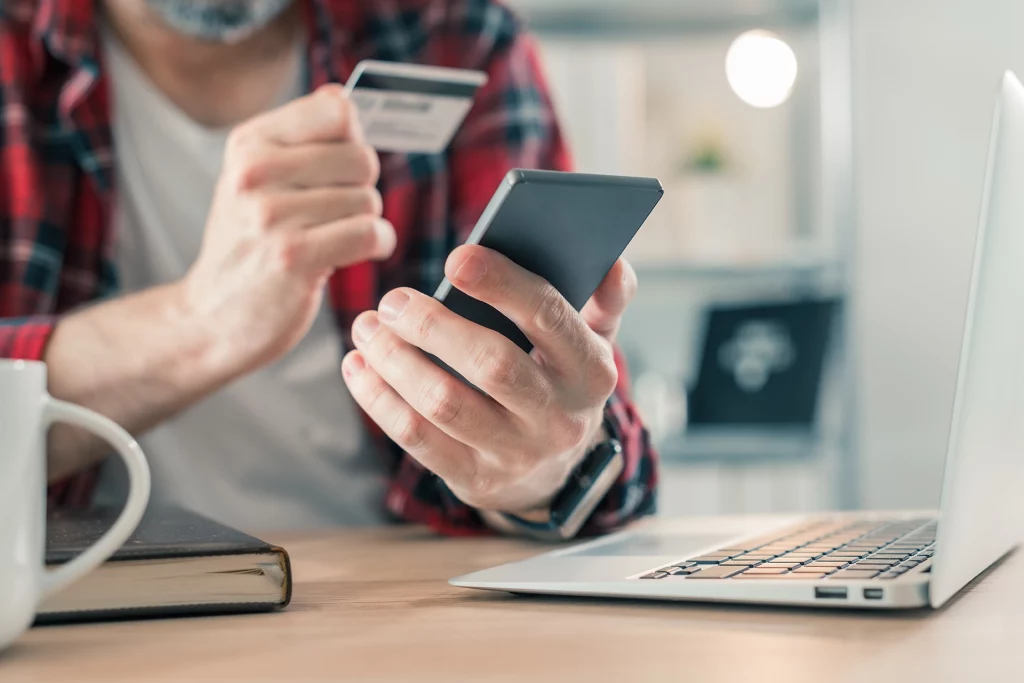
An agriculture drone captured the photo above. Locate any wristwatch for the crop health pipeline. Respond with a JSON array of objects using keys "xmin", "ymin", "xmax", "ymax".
[{"xmin": 480, "ymin": 419, "xmax": 625, "ymax": 542}]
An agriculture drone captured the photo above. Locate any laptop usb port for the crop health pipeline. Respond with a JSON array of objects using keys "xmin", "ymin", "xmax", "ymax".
[
  {"xmin": 814, "ymin": 587, "xmax": 848, "ymax": 600},
  {"xmin": 864, "ymin": 588, "xmax": 884, "ymax": 600}
]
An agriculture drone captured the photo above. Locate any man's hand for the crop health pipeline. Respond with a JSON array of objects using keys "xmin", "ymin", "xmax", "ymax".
[
  {"xmin": 341, "ymin": 245, "xmax": 637, "ymax": 514},
  {"xmin": 184, "ymin": 83, "xmax": 395, "ymax": 375},
  {"xmin": 44, "ymin": 83, "xmax": 393, "ymax": 480}
]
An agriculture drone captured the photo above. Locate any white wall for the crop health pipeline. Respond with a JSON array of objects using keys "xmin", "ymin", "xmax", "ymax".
[{"xmin": 852, "ymin": 0, "xmax": 1024, "ymax": 507}]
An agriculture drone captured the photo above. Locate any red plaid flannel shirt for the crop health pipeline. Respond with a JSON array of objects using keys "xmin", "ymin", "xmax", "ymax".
[{"xmin": 0, "ymin": 0, "xmax": 657, "ymax": 535}]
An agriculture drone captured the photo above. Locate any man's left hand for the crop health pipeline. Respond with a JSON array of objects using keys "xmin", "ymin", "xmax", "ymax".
[{"xmin": 341, "ymin": 244, "xmax": 637, "ymax": 515}]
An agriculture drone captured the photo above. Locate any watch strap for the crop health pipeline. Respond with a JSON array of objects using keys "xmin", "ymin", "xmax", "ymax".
[{"xmin": 482, "ymin": 432, "xmax": 624, "ymax": 541}]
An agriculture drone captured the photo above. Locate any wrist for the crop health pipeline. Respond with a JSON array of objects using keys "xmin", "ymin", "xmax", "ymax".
[
  {"xmin": 164, "ymin": 280, "xmax": 246, "ymax": 387},
  {"xmin": 483, "ymin": 429, "xmax": 624, "ymax": 541},
  {"xmin": 501, "ymin": 420, "xmax": 609, "ymax": 519}
]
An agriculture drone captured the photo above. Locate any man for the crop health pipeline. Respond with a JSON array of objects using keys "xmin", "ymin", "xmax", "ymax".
[{"xmin": 0, "ymin": 0, "xmax": 657, "ymax": 536}]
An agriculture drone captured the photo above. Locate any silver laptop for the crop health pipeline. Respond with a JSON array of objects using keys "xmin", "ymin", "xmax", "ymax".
[{"xmin": 451, "ymin": 71, "xmax": 1024, "ymax": 610}]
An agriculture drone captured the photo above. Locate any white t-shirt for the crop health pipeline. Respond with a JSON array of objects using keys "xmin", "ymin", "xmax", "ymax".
[{"xmin": 98, "ymin": 29, "xmax": 387, "ymax": 531}]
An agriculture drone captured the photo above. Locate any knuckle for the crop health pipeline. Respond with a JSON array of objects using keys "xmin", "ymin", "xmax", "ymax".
[
  {"xmin": 251, "ymin": 195, "xmax": 283, "ymax": 229},
  {"xmin": 533, "ymin": 285, "xmax": 571, "ymax": 335},
  {"xmin": 361, "ymin": 372, "xmax": 388, "ymax": 411},
  {"xmin": 377, "ymin": 335, "xmax": 401, "ymax": 363},
  {"xmin": 555, "ymin": 413, "xmax": 590, "ymax": 451},
  {"xmin": 590, "ymin": 345, "xmax": 619, "ymax": 396},
  {"xmin": 473, "ymin": 346, "xmax": 519, "ymax": 389},
  {"xmin": 393, "ymin": 409, "xmax": 428, "ymax": 451},
  {"xmin": 270, "ymin": 233, "xmax": 304, "ymax": 273},
  {"xmin": 421, "ymin": 378, "xmax": 463, "ymax": 425},
  {"xmin": 413, "ymin": 307, "xmax": 438, "ymax": 341},
  {"xmin": 234, "ymin": 152, "xmax": 272, "ymax": 191}
]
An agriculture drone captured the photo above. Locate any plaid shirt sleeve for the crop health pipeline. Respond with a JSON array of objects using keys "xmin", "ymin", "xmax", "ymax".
[
  {"xmin": 383, "ymin": 27, "xmax": 658, "ymax": 538},
  {"xmin": 0, "ymin": 317, "xmax": 57, "ymax": 360}
]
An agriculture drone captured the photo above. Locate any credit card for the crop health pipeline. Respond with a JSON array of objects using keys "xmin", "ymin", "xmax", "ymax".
[{"xmin": 344, "ymin": 60, "xmax": 488, "ymax": 154}]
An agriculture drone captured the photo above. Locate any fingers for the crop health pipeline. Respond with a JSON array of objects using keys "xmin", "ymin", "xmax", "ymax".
[
  {"xmin": 233, "ymin": 141, "xmax": 380, "ymax": 190},
  {"xmin": 341, "ymin": 351, "xmax": 476, "ymax": 485},
  {"xmin": 375, "ymin": 287, "xmax": 549, "ymax": 413},
  {"xmin": 301, "ymin": 215, "xmax": 397, "ymax": 270},
  {"xmin": 240, "ymin": 84, "xmax": 362, "ymax": 146},
  {"xmin": 443, "ymin": 245, "xmax": 618, "ymax": 396},
  {"xmin": 255, "ymin": 187, "xmax": 384, "ymax": 231},
  {"xmin": 580, "ymin": 259, "xmax": 638, "ymax": 342},
  {"xmin": 348, "ymin": 311, "xmax": 515, "ymax": 454}
]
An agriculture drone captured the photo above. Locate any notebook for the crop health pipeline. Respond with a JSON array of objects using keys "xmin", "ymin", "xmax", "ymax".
[{"xmin": 37, "ymin": 506, "xmax": 292, "ymax": 623}]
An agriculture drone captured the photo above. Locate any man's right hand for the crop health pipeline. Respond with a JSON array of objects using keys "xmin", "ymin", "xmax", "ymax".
[
  {"xmin": 43, "ymin": 83, "xmax": 393, "ymax": 481},
  {"xmin": 183, "ymin": 83, "xmax": 395, "ymax": 375}
]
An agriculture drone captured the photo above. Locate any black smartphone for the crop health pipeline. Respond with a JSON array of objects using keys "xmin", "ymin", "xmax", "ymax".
[{"xmin": 433, "ymin": 169, "xmax": 664, "ymax": 354}]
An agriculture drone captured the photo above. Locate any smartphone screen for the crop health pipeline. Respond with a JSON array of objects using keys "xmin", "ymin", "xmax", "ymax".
[{"xmin": 434, "ymin": 169, "xmax": 663, "ymax": 354}]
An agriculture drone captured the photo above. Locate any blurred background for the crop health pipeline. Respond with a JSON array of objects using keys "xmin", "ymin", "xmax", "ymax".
[{"xmin": 503, "ymin": 0, "xmax": 1024, "ymax": 517}]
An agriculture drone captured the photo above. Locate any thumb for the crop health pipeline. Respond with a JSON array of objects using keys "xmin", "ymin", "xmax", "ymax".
[{"xmin": 581, "ymin": 259, "xmax": 637, "ymax": 342}]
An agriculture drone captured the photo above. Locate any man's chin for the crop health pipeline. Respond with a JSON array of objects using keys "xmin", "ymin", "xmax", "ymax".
[{"xmin": 142, "ymin": 0, "xmax": 295, "ymax": 44}]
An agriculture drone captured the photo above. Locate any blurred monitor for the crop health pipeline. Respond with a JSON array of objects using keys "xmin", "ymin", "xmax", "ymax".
[
  {"xmin": 689, "ymin": 298, "xmax": 840, "ymax": 427},
  {"xmin": 667, "ymin": 298, "xmax": 840, "ymax": 461}
]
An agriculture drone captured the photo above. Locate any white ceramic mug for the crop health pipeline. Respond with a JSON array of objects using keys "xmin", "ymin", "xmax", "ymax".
[{"xmin": 0, "ymin": 360, "xmax": 150, "ymax": 649}]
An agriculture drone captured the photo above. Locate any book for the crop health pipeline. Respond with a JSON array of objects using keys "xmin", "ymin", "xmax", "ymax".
[{"xmin": 37, "ymin": 506, "xmax": 292, "ymax": 623}]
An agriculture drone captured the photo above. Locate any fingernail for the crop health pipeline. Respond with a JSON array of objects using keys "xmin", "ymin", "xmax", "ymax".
[
  {"xmin": 342, "ymin": 353, "xmax": 365, "ymax": 378},
  {"xmin": 379, "ymin": 291, "xmax": 410, "ymax": 323},
  {"xmin": 453, "ymin": 254, "xmax": 486, "ymax": 285},
  {"xmin": 352, "ymin": 314, "xmax": 380, "ymax": 343}
]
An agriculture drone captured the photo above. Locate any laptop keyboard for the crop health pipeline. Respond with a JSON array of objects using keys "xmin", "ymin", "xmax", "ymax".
[{"xmin": 639, "ymin": 518, "xmax": 936, "ymax": 581}]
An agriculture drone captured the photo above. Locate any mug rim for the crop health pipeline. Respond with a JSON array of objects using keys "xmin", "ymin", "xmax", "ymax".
[{"xmin": 0, "ymin": 359, "xmax": 45, "ymax": 371}]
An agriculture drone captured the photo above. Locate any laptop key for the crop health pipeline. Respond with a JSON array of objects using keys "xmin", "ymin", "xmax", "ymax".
[
  {"xmin": 640, "ymin": 572, "xmax": 668, "ymax": 579},
  {"xmin": 735, "ymin": 573, "xmax": 786, "ymax": 579},
  {"xmin": 666, "ymin": 566, "xmax": 701, "ymax": 576},
  {"xmin": 686, "ymin": 565, "xmax": 747, "ymax": 579},
  {"xmin": 741, "ymin": 567, "xmax": 790, "ymax": 575},
  {"xmin": 775, "ymin": 573, "xmax": 828, "ymax": 579},
  {"xmin": 831, "ymin": 569, "xmax": 882, "ymax": 579},
  {"xmin": 689, "ymin": 555, "xmax": 731, "ymax": 564}
]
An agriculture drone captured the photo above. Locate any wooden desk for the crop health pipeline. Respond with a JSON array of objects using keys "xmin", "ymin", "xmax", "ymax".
[{"xmin": 4, "ymin": 527, "xmax": 1024, "ymax": 682}]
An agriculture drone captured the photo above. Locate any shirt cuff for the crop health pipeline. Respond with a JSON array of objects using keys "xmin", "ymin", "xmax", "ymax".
[{"xmin": 0, "ymin": 316, "xmax": 58, "ymax": 361}]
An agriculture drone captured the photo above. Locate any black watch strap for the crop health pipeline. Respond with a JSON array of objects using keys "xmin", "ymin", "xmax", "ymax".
[{"xmin": 483, "ymin": 419, "xmax": 624, "ymax": 541}]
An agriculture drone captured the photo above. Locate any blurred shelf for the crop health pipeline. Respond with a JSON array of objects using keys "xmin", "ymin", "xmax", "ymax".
[
  {"xmin": 657, "ymin": 427, "xmax": 825, "ymax": 465},
  {"xmin": 506, "ymin": 0, "xmax": 819, "ymax": 37},
  {"xmin": 632, "ymin": 257, "xmax": 839, "ymax": 279}
]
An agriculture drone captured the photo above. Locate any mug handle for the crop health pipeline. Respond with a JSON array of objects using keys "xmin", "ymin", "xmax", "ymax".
[{"xmin": 40, "ymin": 398, "xmax": 151, "ymax": 599}]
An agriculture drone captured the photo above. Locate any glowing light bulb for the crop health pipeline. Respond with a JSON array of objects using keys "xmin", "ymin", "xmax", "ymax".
[{"xmin": 725, "ymin": 30, "xmax": 798, "ymax": 109}]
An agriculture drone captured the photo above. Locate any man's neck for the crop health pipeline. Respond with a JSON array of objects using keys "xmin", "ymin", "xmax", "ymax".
[{"xmin": 101, "ymin": 0, "xmax": 303, "ymax": 128}]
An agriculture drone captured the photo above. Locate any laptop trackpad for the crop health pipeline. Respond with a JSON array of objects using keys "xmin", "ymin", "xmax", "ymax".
[{"xmin": 567, "ymin": 532, "xmax": 738, "ymax": 558}]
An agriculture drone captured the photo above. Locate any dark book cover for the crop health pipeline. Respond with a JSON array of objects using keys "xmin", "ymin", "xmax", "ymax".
[{"xmin": 38, "ymin": 506, "xmax": 292, "ymax": 624}]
